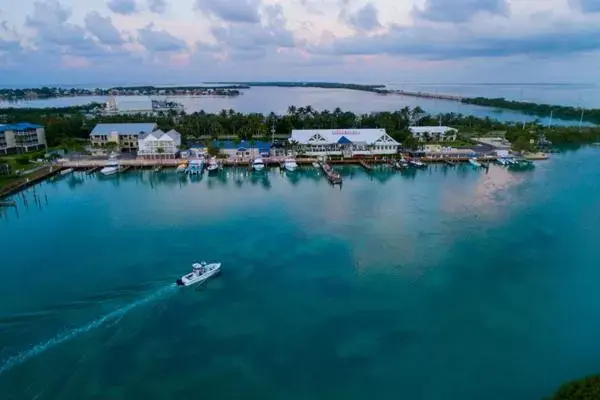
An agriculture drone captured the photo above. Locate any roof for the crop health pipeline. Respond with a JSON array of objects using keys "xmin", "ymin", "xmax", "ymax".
[
  {"xmin": 409, "ymin": 126, "xmax": 458, "ymax": 134},
  {"xmin": 290, "ymin": 128, "xmax": 398, "ymax": 145},
  {"xmin": 138, "ymin": 129, "xmax": 182, "ymax": 142},
  {"xmin": 212, "ymin": 140, "xmax": 272, "ymax": 150},
  {"xmin": 0, "ymin": 122, "xmax": 43, "ymax": 132},
  {"xmin": 91, "ymin": 123, "xmax": 157, "ymax": 136}
]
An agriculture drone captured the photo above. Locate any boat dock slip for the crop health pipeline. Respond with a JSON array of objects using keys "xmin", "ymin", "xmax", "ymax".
[
  {"xmin": 320, "ymin": 162, "xmax": 343, "ymax": 185},
  {"xmin": 359, "ymin": 160, "xmax": 373, "ymax": 171},
  {"xmin": 85, "ymin": 166, "xmax": 101, "ymax": 175}
]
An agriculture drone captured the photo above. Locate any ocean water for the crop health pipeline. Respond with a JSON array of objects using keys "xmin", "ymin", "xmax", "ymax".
[
  {"xmin": 0, "ymin": 85, "xmax": 594, "ymax": 127},
  {"xmin": 1, "ymin": 150, "xmax": 600, "ymax": 400}
]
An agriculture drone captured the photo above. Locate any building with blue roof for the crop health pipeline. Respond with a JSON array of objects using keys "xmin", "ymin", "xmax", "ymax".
[
  {"xmin": 0, "ymin": 122, "xmax": 46, "ymax": 155},
  {"xmin": 90, "ymin": 123, "xmax": 157, "ymax": 152},
  {"xmin": 211, "ymin": 140, "xmax": 272, "ymax": 158}
]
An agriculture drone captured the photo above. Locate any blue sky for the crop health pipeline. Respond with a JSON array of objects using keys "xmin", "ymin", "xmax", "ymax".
[{"xmin": 1, "ymin": 0, "xmax": 599, "ymax": 85}]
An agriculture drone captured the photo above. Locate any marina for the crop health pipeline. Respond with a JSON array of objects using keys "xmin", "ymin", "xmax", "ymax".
[{"xmin": 1, "ymin": 147, "xmax": 600, "ymax": 400}]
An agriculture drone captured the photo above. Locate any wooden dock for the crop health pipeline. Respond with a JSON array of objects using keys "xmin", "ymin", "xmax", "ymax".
[
  {"xmin": 320, "ymin": 162, "xmax": 343, "ymax": 185},
  {"xmin": 86, "ymin": 166, "xmax": 101, "ymax": 175},
  {"xmin": 359, "ymin": 160, "xmax": 373, "ymax": 171}
]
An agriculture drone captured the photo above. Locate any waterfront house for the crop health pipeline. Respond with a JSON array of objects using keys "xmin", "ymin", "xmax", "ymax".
[
  {"xmin": 409, "ymin": 126, "xmax": 458, "ymax": 142},
  {"xmin": 212, "ymin": 140, "xmax": 272, "ymax": 158},
  {"xmin": 138, "ymin": 129, "xmax": 182, "ymax": 159},
  {"xmin": 0, "ymin": 122, "xmax": 46, "ymax": 155},
  {"xmin": 90, "ymin": 123, "xmax": 157, "ymax": 152},
  {"xmin": 290, "ymin": 128, "xmax": 399, "ymax": 157}
]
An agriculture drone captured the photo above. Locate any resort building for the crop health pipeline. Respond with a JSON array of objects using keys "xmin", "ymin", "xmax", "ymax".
[
  {"xmin": 138, "ymin": 129, "xmax": 182, "ymax": 159},
  {"xmin": 290, "ymin": 128, "xmax": 399, "ymax": 157},
  {"xmin": 212, "ymin": 140, "xmax": 272, "ymax": 158},
  {"xmin": 104, "ymin": 96, "xmax": 154, "ymax": 115},
  {"xmin": 409, "ymin": 126, "xmax": 458, "ymax": 142},
  {"xmin": 0, "ymin": 122, "xmax": 46, "ymax": 155},
  {"xmin": 90, "ymin": 123, "xmax": 157, "ymax": 152}
]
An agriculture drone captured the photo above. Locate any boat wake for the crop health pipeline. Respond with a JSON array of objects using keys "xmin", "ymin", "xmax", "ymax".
[{"xmin": 0, "ymin": 283, "xmax": 176, "ymax": 377}]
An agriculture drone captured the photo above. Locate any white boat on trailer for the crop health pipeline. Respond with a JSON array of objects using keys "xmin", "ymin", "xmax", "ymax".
[{"xmin": 176, "ymin": 261, "xmax": 221, "ymax": 286}]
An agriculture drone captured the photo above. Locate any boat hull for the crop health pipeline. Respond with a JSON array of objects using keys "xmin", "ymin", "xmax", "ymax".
[
  {"xmin": 100, "ymin": 167, "xmax": 119, "ymax": 176},
  {"xmin": 253, "ymin": 165, "xmax": 265, "ymax": 171},
  {"xmin": 177, "ymin": 263, "xmax": 221, "ymax": 286}
]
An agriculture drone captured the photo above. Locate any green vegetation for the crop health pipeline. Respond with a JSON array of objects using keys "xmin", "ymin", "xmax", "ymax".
[
  {"xmin": 2, "ymin": 104, "xmax": 599, "ymax": 155},
  {"xmin": 462, "ymin": 97, "xmax": 600, "ymax": 125},
  {"xmin": 210, "ymin": 82, "xmax": 387, "ymax": 93},
  {"xmin": 546, "ymin": 375, "xmax": 600, "ymax": 400}
]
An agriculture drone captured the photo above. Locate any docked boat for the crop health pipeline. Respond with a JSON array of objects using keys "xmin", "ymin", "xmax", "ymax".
[
  {"xmin": 186, "ymin": 158, "xmax": 205, "ymax": 175},
  {"xmin": 176, "ymin": 261, "xmax": 221, "ymax": 287},
  {"xmin": 252, "ymin": 157, "xmax": 265, "ymax": 171},
  {"xmin": 176, "ymin": 160, "xmax": 189, "ymax": 173},
  {"xmin": 468, "ymin": 158, "xmax": 482, "ymax": 168},
  {"xmin": 408, "ymin": 159, "xmax": 425, "ymax": 168},
  {"xmin": 283, "ymin": 158, "xmax": 298, "ymax": 172},
  {"xmin": 394, "ymin": 160, "xmax": 409, "ymax": 169},
  {"xmin": 207, "ymin": 157, "xmax": 220, "ymax": 175},
  {"xmin": 100, "ymin": 155, "xmax": 120, "ymax": 176},
  {"xmin": 60, "ymin": 168, "xmax": 74, "ymax": 175},
  {"xmin": 312, "ymin": 161, "xmax": 320, "ymax": 169},
  {"xmin": 509, "ymin": 158, "xmax": 535, "ymax": 170}
]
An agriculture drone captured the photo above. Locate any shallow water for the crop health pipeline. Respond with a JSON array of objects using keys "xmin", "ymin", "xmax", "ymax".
[{"xmin": 1, "ymin": 151, "xmax": 600, "ymax": 400}]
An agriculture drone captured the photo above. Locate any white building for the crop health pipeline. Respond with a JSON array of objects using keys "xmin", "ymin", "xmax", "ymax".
[
  {"xmin": 409, "ymin": 126, "xmax": 458, "ymax": 142},
  {"xmin": 290, "ymin": 128, "xmax": 399, "ymax": 157},
  {"xmin": 138, "ymin": 129, "xmax": 182, "ymax": 159},
  {"xmin": 105, "ymin": 96, "xmax": 154, "ymax": 115}
]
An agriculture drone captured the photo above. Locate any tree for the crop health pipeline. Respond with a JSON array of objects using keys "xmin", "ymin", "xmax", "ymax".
[
  {"xmin": 512, "ymin": 135, "xmax": 533, "ymax": 152},
  {"xmin": 403, "ymin": 136, "xmax": 420, "ymax": 150},
  {"xmin": 547, "ymin": 375, "xmax": 600, "ymax": 400}
]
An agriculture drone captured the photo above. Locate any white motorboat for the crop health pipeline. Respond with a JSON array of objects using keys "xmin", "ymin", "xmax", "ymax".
[
  {"xmin": 312, "ymin": 162, "xmax": 320, "ymax": 169},
  {"xmin": 60, "ymin": 168, "xmax": 74, "ymax": 175},
  {"xmin": 252, "ymin": 157, "xmax": 265, "ymax": 171},
  {"xmin": 468, "ymin": 158, "xmax": 482, "ymax": 168},
  {"xmin": 283, "ymin": 158, "xmax": 298, "ymax": 172},
  {"xmin": 408, "ymin": 159, "xmax": 425, "ymax": 168},
  {"xmin": 176, "ymin": 261, "xmax": 221, "ymax": 286},
  {"xmin": 100, "ymin": 155, "xmax": 120, "ymax": 176},
  {"xmin": 207, "ymin": 157, "xmax": 219, "ymax": 174},
  {"xmin": 186, "ymin": 158, "xmax": 205, "ymax": 175}
]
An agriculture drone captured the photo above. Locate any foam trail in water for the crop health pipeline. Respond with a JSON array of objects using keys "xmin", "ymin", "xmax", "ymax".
[{"xmin": 0, "ymin": 283, "xmax": 176, "ymax": 376}]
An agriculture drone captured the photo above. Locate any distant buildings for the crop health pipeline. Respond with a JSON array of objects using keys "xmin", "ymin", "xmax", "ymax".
[
  {"xmin": 0, "ymin": 122, "xmax": 46, "ymax": 155},
  {"xmin": 105, "ymin": 96, "xmax": 154, "ymax": 115},
  {"xmin": 409, "ymin": 126, "xmax": 457, "ymax": 142},
  {"xmin": 90, "ymin": 123, "xmax": 157, "ymax": 152},
  {"xmin": 290, "ymin": 128, "xmax": 399, "ymax": 157},
  {"xmin": 138, "ymin": 129, "xmax": 182, "ymax": 159}
]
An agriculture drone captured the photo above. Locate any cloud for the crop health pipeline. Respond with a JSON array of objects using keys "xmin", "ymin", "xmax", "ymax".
[
  {"xmin": 84, "ymin": 12, "xmax": 124, "ymax": 45},
  {"xmin": 299, "ymin": 0, "xmax": 324, "ymax": 15},
  {"xmin": 414, "ymin": 0, "xmax": 509, "ymax": 23},
  {"xmin": 107, "ymin": 0, "xmax": 138, "ymax": 15},
  {"xmin": 573, "ymin": 0, "xmax": 600, "ymax": 12},
  {"xmin": 25, "ymin": 1, "xmax": 101, "ymax": 56},
  {"xmin": 138, "ymin": 24, "xmax": 188, "ymax": 52},
  {"xmin": 344, "ymin": 2, "xmax": 382, "ymax": 32},
  {"xmin": 209, "ymin": 3, "xmax": 295, "ymax": 59},
  {"xmin": 148, "ymin": 0, "xmax": 167, "ymax": 14},
  {"xmin": 311, "ymin": 24, "xmax": 600, "ymax": 60},
  {"xmin": 195, "ymin": 0, "xmax": 261, "ymax": 23}
]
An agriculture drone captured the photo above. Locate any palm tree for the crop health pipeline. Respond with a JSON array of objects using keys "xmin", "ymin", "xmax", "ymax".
[{"xmin": 287, "ymin": 105, "xmax": 297, "ymax": 116}]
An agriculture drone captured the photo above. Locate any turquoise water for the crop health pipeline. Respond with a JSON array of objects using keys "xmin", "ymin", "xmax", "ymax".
[{"xmin": 1, "ymin": 151, "xmax": 600, "ymax": 399}]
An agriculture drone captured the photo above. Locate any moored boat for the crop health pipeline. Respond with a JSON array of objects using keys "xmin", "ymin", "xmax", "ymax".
[
  {"xmin": 207, "ymin": 157, "xmax": 219, "ymax": 175},
  {"xmin": 468, "ymin": 158, "xmax": 482, "ymax": 168},
  {"xmin": 252, "ymin": 157, "xmax": 265, "ymax": 171},
  {"xmin": 176, "ymin": 160, "xmax": 189, "ymax": 173},
  {"xmin": 186, "ymin": 158, "xmax": 205, "ymax": 175},
  {"xmin": 100, "ymin": 155, "xmax": 120, "ymax": 176},
  {"xmin": 283, "ymin": 158, "xmax": 298, "ymax": 172},
  {"xmin": 60, "ymin": 168, "xmax": 74, "ymax": 175},
  {"xmin": 408, "ymin": 159, "xmax": 425, "ymax": 168},
  {"xmin": 176, "ymin": 261, "xmax": 221, "ymax": 286}
]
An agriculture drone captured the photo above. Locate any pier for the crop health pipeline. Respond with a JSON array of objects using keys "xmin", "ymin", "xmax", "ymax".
[
  {"xmin": 320, "ymin": 162, "xmax": 343, "ymax": 185},
  {"xmin": 359, "ymin": 160, "xmax": 373, "ymax": 171},
  {"xmin": 387, "ymin": 89, "xmax": 463, "ymax": 102}
]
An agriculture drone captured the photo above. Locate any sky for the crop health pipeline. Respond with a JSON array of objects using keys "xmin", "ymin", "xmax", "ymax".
[{"xmin": 1, "ymin": 0, "xmax": 600, "ymax": 85}]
